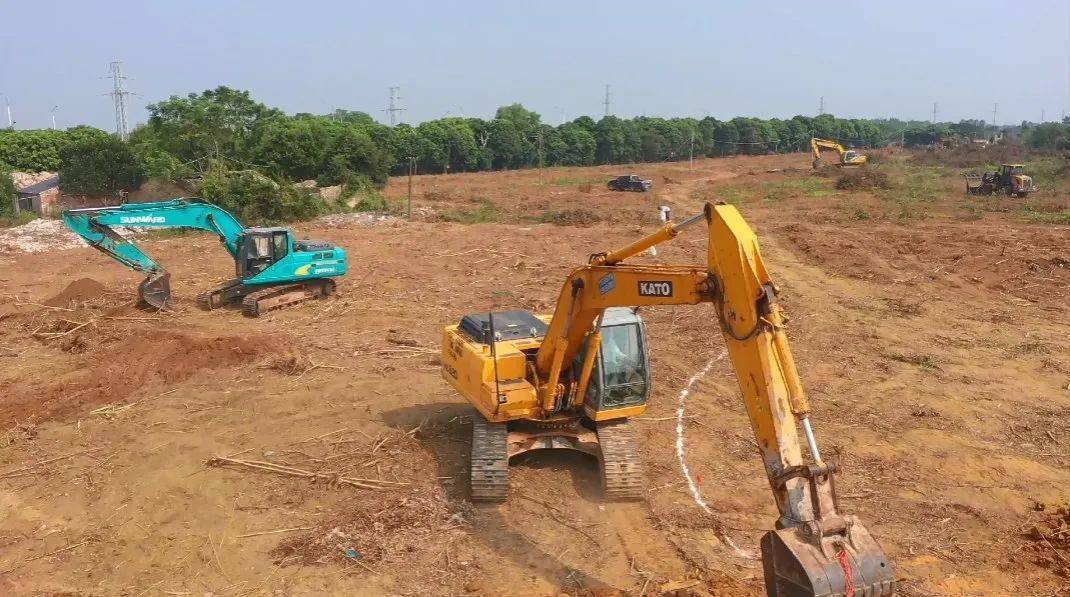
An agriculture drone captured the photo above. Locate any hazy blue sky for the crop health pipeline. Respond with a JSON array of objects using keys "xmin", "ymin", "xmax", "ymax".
[{"xmin": 1, "ymin": 1, "xmax": 1067, "ymax": 131}]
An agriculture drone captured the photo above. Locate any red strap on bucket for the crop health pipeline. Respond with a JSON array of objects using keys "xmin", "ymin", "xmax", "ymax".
[{"xmin": 836, "ymin": 548, "xmax": 856, "ymax": 597}]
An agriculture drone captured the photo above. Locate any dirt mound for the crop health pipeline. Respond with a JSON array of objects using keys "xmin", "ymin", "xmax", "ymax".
[
  {"xmin": 273, "ymin": 488, "xmax": 458, "ymax": 566},
  {"xmin": 1023, "ymin": 503, "xmax": 1070, "ymax": 578},
  {"xmin": 44, "ymin": 278, "xmax": 107, "ymax": 307},
  {"xmin": 835, "ymin": 170, "xmax": 891, "ymax": 190},
  {"xmin": 0, "ymin": 329, "xmax": 280, "ymax": 426}
]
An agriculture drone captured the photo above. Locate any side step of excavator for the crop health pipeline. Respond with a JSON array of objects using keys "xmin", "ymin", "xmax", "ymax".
[{"xmin": 468, "ymin": 416, "xmax": 645, "ymax": 503}]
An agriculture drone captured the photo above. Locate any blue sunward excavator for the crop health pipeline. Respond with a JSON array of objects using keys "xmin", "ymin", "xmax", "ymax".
[{"xmin": 62, "ymin": 198, "xmax": 347, "ymax": 316}]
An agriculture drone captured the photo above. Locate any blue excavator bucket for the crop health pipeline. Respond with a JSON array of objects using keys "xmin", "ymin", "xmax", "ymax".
[
  {"xmin": 138, "ymin": 272, "xmax": 172, "ymax": 310},
  {"xmin": 761, "ymin": 517, "xmax": 895, "ymax": 596}
]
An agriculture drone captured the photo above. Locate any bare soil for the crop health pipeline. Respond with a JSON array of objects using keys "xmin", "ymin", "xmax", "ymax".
[{"xmin": 0, "ymin": 153, "xmax": 1067, "ymax": 596}]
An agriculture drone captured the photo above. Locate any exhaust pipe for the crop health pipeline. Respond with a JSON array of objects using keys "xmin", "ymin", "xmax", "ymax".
[{"xmin": 138, "ymin": 271, "xmax": 173, "ymax": 310}]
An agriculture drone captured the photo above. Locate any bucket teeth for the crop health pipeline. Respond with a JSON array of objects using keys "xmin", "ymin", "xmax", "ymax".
[{"xmin": 761, "ymin": 518, "xmax": 894, "ymax": 596}]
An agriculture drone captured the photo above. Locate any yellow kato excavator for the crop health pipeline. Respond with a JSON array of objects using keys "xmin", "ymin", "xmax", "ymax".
[
  {"xmin": 811, "ymin": 138, "xmax": 868, "ymax": 169},
  {"xmin": 440, "ymin": 202, "xmax": 894, "ymax": 595}
]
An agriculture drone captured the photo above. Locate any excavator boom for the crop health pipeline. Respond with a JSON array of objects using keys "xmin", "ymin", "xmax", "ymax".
[
  {"xmin": 444, "ymin": 202, "xmax": 893, "ymax": 595},
  {"xmin": 62, "ymin": 199, "xmax": 246, "ymax": 308}
]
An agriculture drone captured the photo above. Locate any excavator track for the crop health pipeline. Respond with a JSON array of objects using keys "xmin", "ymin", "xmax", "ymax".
[
  {"xmin": 470, "ymin": 416, "xmax": 509, "ymax": 502},
  {"xmin": 241, "ymin": 280, "xmax": 333, "ymax": 317},
  {"xmin": 597, "ymin": 419, "xmax": 644, "ymax": 501}
]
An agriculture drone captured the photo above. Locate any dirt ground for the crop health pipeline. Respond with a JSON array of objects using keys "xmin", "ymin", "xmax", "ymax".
[{"xmin": 1, "ymin": 152, "xmax": 1067, "ymax": 596}]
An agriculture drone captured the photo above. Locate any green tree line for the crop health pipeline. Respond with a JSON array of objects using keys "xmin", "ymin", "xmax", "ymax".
[
  {"xmin": 3, "ymin": 86, "xmax": 1065, "ymax": 221},
  {"xmin": 0, "ymin": 87, "xmax": 920, "ymax": 184}
]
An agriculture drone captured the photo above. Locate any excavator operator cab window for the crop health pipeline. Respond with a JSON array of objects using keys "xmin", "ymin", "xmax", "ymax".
[
  {"xmin": 578, "ymin": 309, "xmax": 651, "ymax": 412},
  {"xmin": 843, "ymin": 151, "xmax": 857, "ymax": 162},
  {"xmin": 241, "ymin": 230, "xmax": 288, "ymax": 278},
  {"xmin": 601, "ymin": 325, "xmax": 644, "ymax": 387},
  {"xmin": 271, "ymin": 231, "xmax": 288, "ymax": 259},
  {"xmin": 253, "ymin": 236, "xmax": 271, "ymax": 258}
]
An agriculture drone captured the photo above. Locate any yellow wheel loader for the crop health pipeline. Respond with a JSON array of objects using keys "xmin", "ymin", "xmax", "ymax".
[
  {"xmin": 811, "ymin": 138, "xmax": 868, "ymax": 169},
  {"xmin": 964, "ymin": 164, "xmax": 1038, "ymax": 198},
  {"xmin": 440, "ymin": 202, "xmax": 894, "ymax": 595}
]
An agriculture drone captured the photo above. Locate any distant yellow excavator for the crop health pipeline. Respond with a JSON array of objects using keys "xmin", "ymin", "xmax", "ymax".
[
  {"xmin": 440, "ymin": 202, "xmax": 894, "ymax": 595},
  {"xmin": 811, "ymin": 138, "xmax": 868, "ymax": 169}
]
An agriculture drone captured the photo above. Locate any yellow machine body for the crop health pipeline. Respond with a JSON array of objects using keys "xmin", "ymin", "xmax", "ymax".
[{"xmin": 442, "ymin": 320, "xmax": 547, "ymax": 423}]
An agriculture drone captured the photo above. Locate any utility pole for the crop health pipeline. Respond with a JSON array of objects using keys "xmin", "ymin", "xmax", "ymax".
[
  {"xmin": 108, "ymin": 61, "xmax": 132, "ymax": 140},
  {"xmin": 603, "ymin": 84, "xmax": 611, "ymax": 117},
  {"xmin": 1041, "ymin": 108, "xmax": 1045, "ymax": 123},
  {"xmin": 385, "ymin": 86, "xmax": 406, "ymax": 126},
  {"xmin": 533, "ymin": 131, "xmax": 544, "ymax": 183},
  {"xmin": 407, "ymin": 157, "xmax": 416, "ymax": 220},
  {"xmin": 689, "ymin": 129, "xmax": 695, "ymax": 170},
  {"xmin": 932, "ymin": 102, "xmax": 938, "ymax": 124},
  {"xmin": 3, "ymin": 95, "xmax": 12, "ymax": 129},
  {"xmin": 992, "ymin": 103, "xmax": 998, "ymax": 128},
  {"xmin": 818, "ymin": 96, "xmax": 824, "ymax": 116}
]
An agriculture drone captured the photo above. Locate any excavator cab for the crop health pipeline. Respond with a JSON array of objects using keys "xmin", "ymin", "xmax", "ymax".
[
  {"xmin": 577, "ymin": 307, "xmax": 652, "ymax": 413},
  {"xmin": 1000, "ymin": 164, "xmax": 1024, "ymax": 177},
  {"xmin": 237, "ymin": 228, "xmax": 291, "ymax": 279}
]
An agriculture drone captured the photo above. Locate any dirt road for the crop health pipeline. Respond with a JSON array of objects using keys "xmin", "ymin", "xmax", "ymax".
[{"xmin": 1, "ymin": 153, "xmax": 1067, "ymax": 595}]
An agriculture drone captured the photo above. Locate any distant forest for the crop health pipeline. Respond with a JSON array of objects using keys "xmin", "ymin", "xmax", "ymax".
[{"xmin": 2, "ymin": 86, "xmax": 1067, "ymax": 221}]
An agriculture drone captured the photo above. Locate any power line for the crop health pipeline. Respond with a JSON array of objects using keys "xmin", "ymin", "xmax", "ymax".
[
  {"xmin": 107, "ymin": 61, "xmax": 132, "ymax": 141},
  {"xmin": 384, "ymin": 86, "xmax": 406, "ymax": 126},
  {"xmin": 603, "ymin": 84, "xmax": 611, "ymax": 117}
]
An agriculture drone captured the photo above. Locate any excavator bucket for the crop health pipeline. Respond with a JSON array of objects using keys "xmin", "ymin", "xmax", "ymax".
[
  {"xmin": 761, "ymin": 520, "xmax": 894, "ymax": 596},
  {"xmin": 138, "ymin": 272, "xmax": 173, "ymax": 310}
]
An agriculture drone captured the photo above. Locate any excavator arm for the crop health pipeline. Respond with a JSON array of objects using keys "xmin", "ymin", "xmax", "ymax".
[
  {"xmin": 811, "ymin": 138, "xmax": 847, "ymax": 158},
  {"xmin": 533, "ymin": 203, "xmax": 894, "ymax": 595},
  {"xmin": 62, "ymin": 198, "xmax": 246, "ymax": 308}
]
